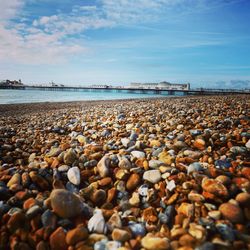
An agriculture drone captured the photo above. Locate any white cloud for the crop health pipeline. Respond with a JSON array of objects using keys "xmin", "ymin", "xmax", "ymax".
[
  {"xmin": 0, "ymin": 0, "xmax": 243, "ymax": 66},
  {"xmin": 0, "ymin": 0, "xmax": 24, "ymax": 20}
]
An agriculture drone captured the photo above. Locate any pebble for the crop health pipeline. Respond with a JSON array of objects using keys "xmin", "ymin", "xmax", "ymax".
[
  {"xmin": 67, "ymin": 166, "xmax": 81, "ymax": 185},
  {"xmin": 141, "ymin": 236, "xmax": 170, "ymax": 250},
  {"xmin": 143, "ymin": 170, "xmax": 161, "ymax": 184},
  {"xmin": 50, "ymin": 189, "xmax": 84, "ymax": 218},
  {"xmin": 97, "ymin": 155, "xmax": 110, "ymax": 178},
  {"xmin": 201, "ymin": 178, "xmax": 228, "ymax": 198},
  {"xmin": 49, "ymin": 227, "xmax": 67, "ymax": 250},
  {"xmin": 88, "ymin": 209, "xmax": 107, "ymax": 234},
  {"xmin": 131, "ymin": 150, "xmax": 146, "ymax": 159},
  {"xmin": 219, "ymin": 202, "xmax": 244, "ymax": 223},
  {"xmin": 66, "ymin": 225, "xmax": 89, "ymax": 245},
  {"xmin": 64, "ymin": 148, "xmax": 77, "ymax": 165},
  {"xmin": 126, "ymin": 173, "xmax": 140, "ymax": 190},
  {"xmin": 111, "ymin": 228, "xmax": 131, "ymax": 242}
]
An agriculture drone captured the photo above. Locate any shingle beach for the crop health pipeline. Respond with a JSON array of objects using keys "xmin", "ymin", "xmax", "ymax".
[{"xmin": 0, "ymin": 95, "xmax": 250, "ymax": 250}]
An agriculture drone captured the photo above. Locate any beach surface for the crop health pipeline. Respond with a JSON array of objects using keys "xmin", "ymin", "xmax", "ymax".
[{"xmin": 0, "ymin": 95, "xmax": 250, "ymax": 250}]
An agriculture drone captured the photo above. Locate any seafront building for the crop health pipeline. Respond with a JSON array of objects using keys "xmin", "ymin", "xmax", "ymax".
[{"xmin": 130, "ymin": 81, "xmax": 190, "ymax": 90}]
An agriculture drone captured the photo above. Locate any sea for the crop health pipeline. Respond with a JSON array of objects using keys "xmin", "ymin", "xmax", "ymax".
[{"xmin": 0, "ymin": 89, "xmax": 181, "ymax": 104}]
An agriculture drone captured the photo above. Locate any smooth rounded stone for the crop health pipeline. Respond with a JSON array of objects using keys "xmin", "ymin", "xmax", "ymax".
[
  {"xmin": 50, "ymin": 189, "xmax": 84, "ymax": 218},
  {"xmin": 188, "ymin": 192, "xmax": 205, "ymax": 202},
  {"xmin": 183, "ymin": 150, "xmax": 202, "ymax": 159},
  {"xmin": 7, "ymin": 173, "xmax": 21, "ymax": 187},
  {"xmin": 131, "ymin": 150, "xmax": 146, "ymax": 159},
  {"xmin": 46, "ymin": 147, "xmax": 62, "ymax": 157},
  {"xmin": 112, "ymin": 228, "xmax": 131, "ymax": 242},
  {"xmin": 115, "ymin": 169, "xmax": 128, "ymax": 180},
  {"xmin": 138, "ymin": 184, "xmax": 149, "ymax": 196},
  {"xmin": 190, "ymin": 129, "xmax": 202, "ymax": 136},
  {"xmin": 66, "ymin": 225, "xmax": 89, "ymax": 245},
  {"xmin": 100, "ymin": 240, "xmax": 121, "ymax": 250},
  {"xmin": 188, "ymin": 223, "xmax": 206, "ymax": 241},
  {"xmin": 126, "ymin": 173, "xmax": 141, "ymax": 191},
  {"xmin": 107, "ymin": 212, "xmax": 122, "ymax": 231},
  {"xmin": 143, "ymin": 170, "xmax": 161, "ymax": 184},
  {"xmin": 149, "ymin": 160, "xmax": 164, "ymax": 169},
  {"xmin": 90, "ymin": 189, "xmax": 106, "ymax": 205},
  {"xmin": 235, "ymin": 192, "xmax": 250, "ymax": 207},
  {"xmin": 177, "ymin": 203, "xmax": 194, "ymax": 217},
  {"xmin": 41, "ymin": 209, "xmax": 57, "ymax": 228},
  {"xmin": 219, "ymin": 202, "xmax": 244, "ymax": 223},
  {"xmin": 58, "ymin": 165, "xmax": 70, "ymax": 172},
  {"xmin": 64, "ymin": 148, "xmax": 77, "ymax": 165},
  {"xmin": 129, "ymin": 192, "xmax": 140, "ymax": 206},
  {"xmin": 29, "ymin": 172, "xmax": 50, "ymax": 190},
  {"xmin": 26, "ymin": 205, "xmax": 42, "ymax": 219},
  {"xmin": 158, "ymin": 151, "xmax": 174, "ymax": 165},
  {"xmin": 193, "ymin": 138, "xmax": 206, "ymax": 150},
  {"xmin": 208, "ymin": 210, "xmax": 221, "ymax": 220},
  {"xmin": 77, "ymin": 135, "xmax": 87, "ymax": 144},
  {"xmin": 7, "ymin": 212, "xmax": 26, "ymax": 233},
  {"xmin": 97, "ymin": 155, "xmax": 110, "ymax": 178},
  {"xmin": 118, "ymin": 156, "xmax": 132, "ymax": 169},
  {"xmin": 128, "ymin": 223, "xmax": 146, "ymax": 236},
  {"xmin": 201, "ymin": 178, "xmax": 228, "ymax": 198},
  {"xmin": 28, "ymin": 161, "xmax": 40, "ymax": 169},
  {"xmin": 121, "ymin": 138, "xmax": 130, "ymax": 148},
  {"xmin": 216, "ymin": 223, "xmax": 235, "ymax": 241},
  {"xmin": 141, "ymin": 236, "xmax": 170, "ymax": 250},
  {"xmin": 67, "ymin": 167, "xmax": 81, "ymax": 185},
  {"xmin": 84, "ymin": 159, "xmax": 98, "ymax": 168},
  {"xmin": 49, "ymin": 226, "xmax": 67, "ymax": 250},
  {"xmin": 88, "ymin": 209, "xmax": 107, "ymax": 234},
  {"xmin": 187, "ymin": 162, "xmax": 203, "ymax": 175},
  {"xmin": 179, "ymin": 234, "xmax": 196, "ymax": 247}
]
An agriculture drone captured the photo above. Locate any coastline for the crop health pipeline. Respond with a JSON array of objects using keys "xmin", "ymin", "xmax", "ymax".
[{"xmin": 0, "ymin": 96, "xmax": 181, "ymax": 117}]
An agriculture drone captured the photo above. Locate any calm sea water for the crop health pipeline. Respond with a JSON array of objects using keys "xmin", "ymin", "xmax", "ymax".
[{"xmin": 0, "ymin": 89, "xmax": 179, "ymax": 104}]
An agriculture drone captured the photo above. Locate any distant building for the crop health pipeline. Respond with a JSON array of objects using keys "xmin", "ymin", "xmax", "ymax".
[
  {"xmin": 0, "ymin": 79, "xmax": 23, "ymax": 86},
  {"xmin": 130, "ymin": 81, "xmax": 190, "ymax": 90}
]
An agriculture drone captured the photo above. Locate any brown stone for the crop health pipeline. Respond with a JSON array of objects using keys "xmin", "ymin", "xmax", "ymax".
[
  {"xmin": 126, "ymin": 173, "xmax": 140, "ymax": 191},
  {"xmin": 66, "ymin": 225, "xmax": 89, "ymax": 245},
  {"xmin": 7, "ymin": 212, "xmax": 27, "ymax": 233},
  {"xmin": 236, "ymin": 192, "xmax": 250, "ymax": 207},
  {"xmin": 201, "ymin": 178, "xmax": 228, "ymax": 198},
  {"xmin": 111, "ymin": 228, "xmax": 131, "ymax": 242},
  {"xmin": 219, "ymin": 202, "xmax": 244, "ymax": 223},
  {"xmin": 49, "ymin": 227, "xmax": 67, "ymax": 250},
  {"xmin": 50, "ymin": 189, "xmax": 83, "ymax": 218}
]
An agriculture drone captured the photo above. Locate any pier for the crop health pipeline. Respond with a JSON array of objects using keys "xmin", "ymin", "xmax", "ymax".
[{"xmin": 0, "ymin": 85, "xmax": 249, "ymax": 95}]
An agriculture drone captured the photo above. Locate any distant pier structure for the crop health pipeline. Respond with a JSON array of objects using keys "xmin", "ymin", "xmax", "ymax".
[
  {"xmin": 130, "ymin": 81, "xmax": 190, "ymax": 90},
  {"xmin": 0, "ymin": 79, "xmax": 249, "ymax": 95}
]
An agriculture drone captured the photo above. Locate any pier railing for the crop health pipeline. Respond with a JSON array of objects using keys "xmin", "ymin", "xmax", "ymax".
[{"xmin": 0, "ymin": 84, "xmax": 249, "ymax": 95}]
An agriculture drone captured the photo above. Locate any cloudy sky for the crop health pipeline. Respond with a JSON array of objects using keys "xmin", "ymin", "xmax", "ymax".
[{"xmin": 0, "ymin": 0, "xmax": 250, "ymax": 88}]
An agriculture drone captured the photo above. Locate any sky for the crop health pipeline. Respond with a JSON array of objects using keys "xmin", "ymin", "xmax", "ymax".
[{"xmin": 0, "ymin": 0, "xmax": 250, "ymax": 88}]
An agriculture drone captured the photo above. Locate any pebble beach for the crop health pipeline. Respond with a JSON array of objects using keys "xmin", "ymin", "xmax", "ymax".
[{"xmin": 0, "ymin": 95, "xmax": 250, "ymax": 250}]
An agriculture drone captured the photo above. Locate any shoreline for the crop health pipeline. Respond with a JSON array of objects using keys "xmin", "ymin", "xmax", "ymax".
[{"xmin": 0, "ymin": 96, "xmax": 182, "ymax": 117}]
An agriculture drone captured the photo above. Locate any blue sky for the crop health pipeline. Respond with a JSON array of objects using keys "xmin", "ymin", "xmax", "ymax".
[{"xmin": 0, "ymin": 0, "xmax": 250, "ymax": 88}]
